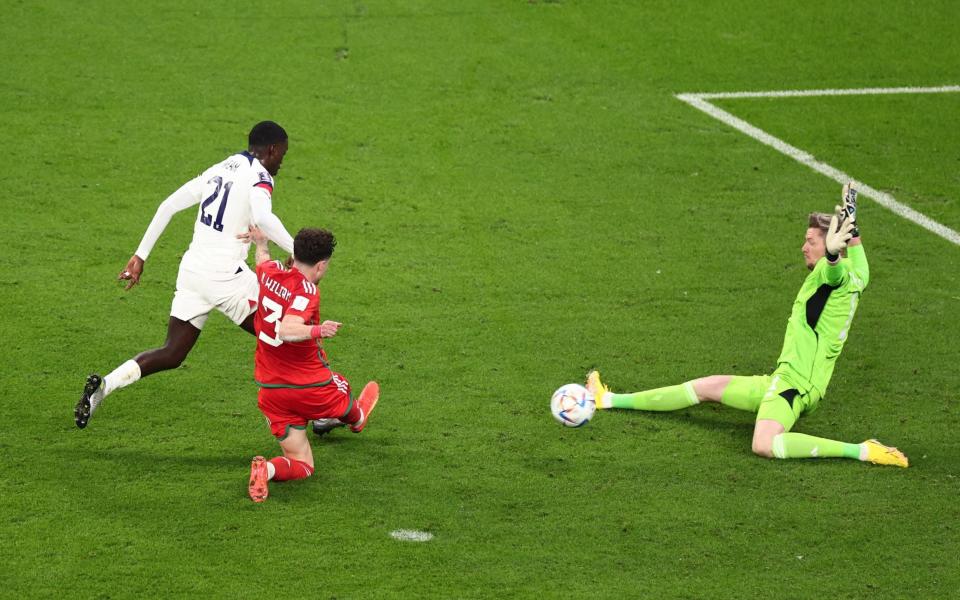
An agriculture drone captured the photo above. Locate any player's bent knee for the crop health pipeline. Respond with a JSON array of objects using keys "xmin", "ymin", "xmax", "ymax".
[
  {"xmin": 752, "ymin": 419, "xmax": 785, "ymax": 459},
  {"xmin": 752, "ymin": 438, "xmax": 774, "ymax": 458}
]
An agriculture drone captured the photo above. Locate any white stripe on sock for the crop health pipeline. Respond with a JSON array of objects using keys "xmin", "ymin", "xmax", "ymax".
[
  {"xmin": 772, "ymin": 434, "xmax": 786, "ymax": 459},
  {"xmin": 682, "ymin": 382, "xmax": 699, "ymax": 405}
]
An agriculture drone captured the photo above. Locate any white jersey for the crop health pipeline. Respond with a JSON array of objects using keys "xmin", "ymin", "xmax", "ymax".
[
  {"xmin": 134, "ymin": 151, "xmax": 294, "ymax": 278},
  {"xmin": 182, "ymin": 152, "xmax": 275, "ymax": 275}
]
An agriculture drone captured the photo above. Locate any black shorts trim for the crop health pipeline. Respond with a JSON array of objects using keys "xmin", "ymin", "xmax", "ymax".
[{"xmin": 779, "ymin": 388, "xmax": 800, "ymax": 408}]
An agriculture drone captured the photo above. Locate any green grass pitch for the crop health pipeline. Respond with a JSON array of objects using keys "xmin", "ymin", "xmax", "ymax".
[{"xmin": 2, "ymin": 1, "xmax": 958, "ymax": 597}]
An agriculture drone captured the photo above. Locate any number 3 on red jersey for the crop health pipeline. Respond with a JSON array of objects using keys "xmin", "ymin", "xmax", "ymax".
[{"xmin": 258, "ymin": 297, "xmax": 284, "ymax": 347}]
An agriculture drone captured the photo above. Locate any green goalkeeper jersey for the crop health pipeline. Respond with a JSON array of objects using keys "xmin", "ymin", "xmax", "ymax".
[{"xmin": 775, "ymin": 244, "xmax": 869, "ymax": 401}]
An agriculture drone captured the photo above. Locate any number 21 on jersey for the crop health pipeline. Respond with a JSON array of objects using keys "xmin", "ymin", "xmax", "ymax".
[{"xmin": 200, "ymin": 175, "xmax": 233, "ymax": 232}]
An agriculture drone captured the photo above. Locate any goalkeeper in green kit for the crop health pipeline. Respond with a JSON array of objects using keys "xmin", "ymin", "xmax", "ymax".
[{"xmin": 587, "ymin": 183, "xmax": 908, "ymax": 467}]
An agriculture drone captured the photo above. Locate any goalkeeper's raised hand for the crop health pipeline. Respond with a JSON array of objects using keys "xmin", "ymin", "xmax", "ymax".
[
  {"xmin": 826, "ymin": 205, "xmax": 856, "ymax": 261},
  {"xmin": 841, "ymin": 182, "xmax": 860, "ymax": 237}
]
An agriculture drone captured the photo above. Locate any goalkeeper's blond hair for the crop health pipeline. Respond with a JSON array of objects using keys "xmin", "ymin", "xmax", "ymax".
[{"xmin": 808, "ymin": 212, "xmax": 832, "ymax": 234}]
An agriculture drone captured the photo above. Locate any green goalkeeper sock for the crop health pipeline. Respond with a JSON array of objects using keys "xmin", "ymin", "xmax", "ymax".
[
  {"xmin": 608, "ymin": 382, "xmax": 699, "ymax": 411},
  {"xmin": 772, "ymin": 433, "xmax": 863, "ymax": 460}
]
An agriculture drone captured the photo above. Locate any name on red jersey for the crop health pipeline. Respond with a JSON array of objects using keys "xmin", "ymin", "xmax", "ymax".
[{"xmin": 260, "ymin": 272, "xmax": 292, "ymax": 301}]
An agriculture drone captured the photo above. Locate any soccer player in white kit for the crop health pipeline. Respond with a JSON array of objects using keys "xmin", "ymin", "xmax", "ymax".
[{"xmin": 75, "ymin": 121, "xmax": 296, "ymax": 428}]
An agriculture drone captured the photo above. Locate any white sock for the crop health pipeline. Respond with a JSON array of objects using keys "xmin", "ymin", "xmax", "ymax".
[
  {"xmin": 103, "ymin": 359, "xmax": 142, "ymax": 397},
  {"xmin": 595, "ymin": 391, "xmax": 611, "ymax": 409},
  {"xmin": 858, "ymin": 443, "xmax": 869, "ymax": 461},
  {"xmin": 266, "ymin": 461, "xmax": 276, "ymax": 480}
]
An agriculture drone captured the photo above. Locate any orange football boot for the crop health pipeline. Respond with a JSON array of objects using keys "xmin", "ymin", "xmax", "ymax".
[
  {"xmin": 350, "ymin": 381, "xmax": 380, "ymax": 433},
  {"xmin": 248, "ymin": 456, "xmax": 269, "ymax": 502}
]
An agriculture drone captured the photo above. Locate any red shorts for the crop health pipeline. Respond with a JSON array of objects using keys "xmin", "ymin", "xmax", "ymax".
[{"xmin": 257, "ymin": 372, "xmax": 353, "ymax": 439}]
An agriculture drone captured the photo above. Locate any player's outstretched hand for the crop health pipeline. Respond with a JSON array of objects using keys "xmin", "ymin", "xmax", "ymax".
[
  {"xmin": 319, "ymin": 320, "xmax": 342, "ymax": 338},
  {"xmin": 826, "ymin": 205, "xmax": 855, "ymax": 258},
  {"xmin": 237, "ymin": 226, "xmax": 268, "ymax": 246},
  {"xmin": 118, "ymin": 255, "xmax": 144, "ymax": 290},
  {"xmin": 841, "ymin": 181, "xmax": 860, "ymax": 237}
]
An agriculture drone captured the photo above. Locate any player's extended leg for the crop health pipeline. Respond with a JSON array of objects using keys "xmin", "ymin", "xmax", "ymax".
[
  {"xmin": 311, "ymin": 378, "xmax": 381, "ymax": 436},
  {"xmin": 587, "ymin": 370, "xmax": 699, "ymax": 411},
  {"xmin": 587, "ymin": 371, "xmax": 763, "ymax": 412},
  {"xmin": 75, "ymin": 317, "xmax": 202, "ymax": 428},
  {"xmin": 249, "ymin": 428, "xmax": 316, "ymax": 503},
  {"xmin": 751, "ymin": 392, "xmax": 908, "ymax": 467},
  {"xmin": 342, "ymin": 381, "xmax": 380, "ymax": 433},
  {"xmin": 134, "ymin": 317, "xmax": 203, "ymax": 376}
]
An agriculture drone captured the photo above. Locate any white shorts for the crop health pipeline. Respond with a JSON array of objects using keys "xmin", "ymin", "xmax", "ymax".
[{"xmin": 170, "ymin": 264, "xmax": 259, "ymax": 330}]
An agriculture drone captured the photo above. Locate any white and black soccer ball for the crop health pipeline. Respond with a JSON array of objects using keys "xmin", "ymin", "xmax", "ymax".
[{"xmin": 550, "ymin": 383, "xmax": 595, "ymax": 427}]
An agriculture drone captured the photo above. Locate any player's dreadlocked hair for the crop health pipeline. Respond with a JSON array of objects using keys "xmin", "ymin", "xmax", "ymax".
[
  {"xmin": 808, "ymin": 212, "xmax": 832, "ymax": 235},
  {"xmin": 294, "ymin": 228, "xmax": 336, "ymax": 265},
  {"xmin": 248, "ymin": 121, "xmax": 288, "ymax": 148}
]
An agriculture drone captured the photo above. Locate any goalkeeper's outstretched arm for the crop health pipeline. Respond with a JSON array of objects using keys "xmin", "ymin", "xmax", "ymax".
[{"xmin": 841, "ymin": 182, "xmax": 868, "ymax": 286}]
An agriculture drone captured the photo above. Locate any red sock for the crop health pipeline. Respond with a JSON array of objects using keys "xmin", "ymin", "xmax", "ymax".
[
  {"xmin": 268, "ymin": 457, "xmax": 314, "ymax": 481},
  {"xmin": 342, "ymin": 403, "xmax": 363, "ymax": 426}
]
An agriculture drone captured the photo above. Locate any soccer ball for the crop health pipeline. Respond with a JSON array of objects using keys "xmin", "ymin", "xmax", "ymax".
[{"xmin": 550, "ymin": 383, "xmax": 596, "ymax": 427}]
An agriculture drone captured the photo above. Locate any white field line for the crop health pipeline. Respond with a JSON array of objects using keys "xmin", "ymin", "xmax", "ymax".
[
  {"xmin": 691, "ymin": 85, "xmax": 960, "ymax": 100},
  {"xmin": 675, "ymin": 87, "xmax": 960, "ymax": 246},
  {"xmin": 390, "ymin": 529, "xmax": 433, "ymax": 542}
]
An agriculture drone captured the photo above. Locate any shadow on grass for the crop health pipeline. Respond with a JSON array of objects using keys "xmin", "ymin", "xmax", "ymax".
[
  {"xmin": 50, "ymin": 431, "xmax": 357, "ymax": 471},
  {"xmin": 618, "ymin": 404, "xmax": 755, "ymax": 449}
]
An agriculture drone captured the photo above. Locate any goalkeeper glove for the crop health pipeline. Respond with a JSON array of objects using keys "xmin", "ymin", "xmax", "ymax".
[
  {"xmin": 841, "ymin": 182, "xmax": 859, "ymax": 237},
  {"xmin": 826, "ymin": 205, "xmax": 856, "ymax": 261}
]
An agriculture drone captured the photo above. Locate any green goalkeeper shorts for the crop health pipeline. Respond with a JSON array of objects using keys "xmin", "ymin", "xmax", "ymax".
[{"xmin": 723, "ymin": 371, "xmax": 820, "ymax": 431}]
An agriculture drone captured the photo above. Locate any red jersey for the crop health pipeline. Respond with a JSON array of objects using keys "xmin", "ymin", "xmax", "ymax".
[{"xmin": 254, "ymin": 260, "xmax": 332, "ymax": 387}]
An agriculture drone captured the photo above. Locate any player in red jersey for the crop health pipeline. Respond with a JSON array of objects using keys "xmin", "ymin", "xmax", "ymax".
[{"xmin": 245, "ymin": 226, "xmax": 380, "ymax": 503}]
